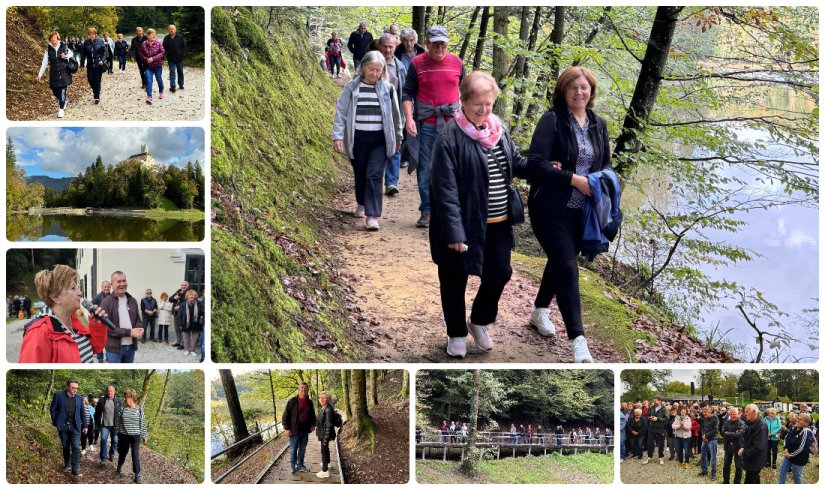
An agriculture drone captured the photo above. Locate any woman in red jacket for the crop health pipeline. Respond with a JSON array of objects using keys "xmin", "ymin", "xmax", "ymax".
[{"xmin": 18, "ymin": 265, "xmax": 108, "ymax": 363}]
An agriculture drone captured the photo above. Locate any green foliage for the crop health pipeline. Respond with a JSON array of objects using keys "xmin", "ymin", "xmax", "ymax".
[
  {"xmin": 737, "ymin": 370, "xmax": 769, "ymax": 399},
  {"xmin": 621, "ymin": 370, "xmax": 654, "ymax": 402},
  {"xmin": 6, "ymin": 138, "xmax": 44, "ymax": 212}
]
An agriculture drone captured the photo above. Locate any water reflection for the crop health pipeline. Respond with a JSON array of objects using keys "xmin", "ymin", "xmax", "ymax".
[{"xmin": 7, "ymin": 214, "xmax": 205, "ymax": 242}]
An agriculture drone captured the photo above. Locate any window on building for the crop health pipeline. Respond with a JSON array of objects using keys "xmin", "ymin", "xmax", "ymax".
[{"xmin": 185, "ymin": 253, "xmax": 205, "ymax": 295}]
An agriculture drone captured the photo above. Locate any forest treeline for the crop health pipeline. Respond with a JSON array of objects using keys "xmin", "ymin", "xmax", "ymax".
[
  {"xmin": 6, "ymin": 369, "xmax": 205, "ymax": 482},
  {"xmin": 621, "ymin": 369, "xmax": 819, "ymax": 403},
  {"xmin": 6, "ymin": 138, "xmax": 205, "ymax": 211},
  {"xmin": 418, "ymin": 370, "xmax": 613, "ymax": 429}
]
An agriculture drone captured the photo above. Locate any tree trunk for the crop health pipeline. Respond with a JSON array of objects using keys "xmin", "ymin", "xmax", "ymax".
[
  {"xmin": 460, "ymin": 369, "xmax": 481, "ymax": 475},
  {"xmin": 512, "ymin": 6, "xmax": 542, "ymax": 131},
  {"xmin": 472, "ymin": 7, "xmax": 491, "ymax": 70},
  {"xmin": 155, "ymin": 369, "xmax": 172, "ymax": 420},
  {"xmin": 458, "ymin": 7, "xmax": 481, "ymax": 61},
  {"xmin": 369, "ymin": 370, "xmax": 379, "ymax": 406},
  {"xmin": 400, "ymin": 370, "xmax": 409, "ymax": 397},
  {"xmin": 137, "ymin": 369, "xmax": 156, "ymax": 408},
  {"xmin": 425, "ymin": 6, "xmax": 434, "ymax": 31},
  {"xmin": 43, "ymin": 369, "xmax": 55, "ymax": 412},
  {"xmin": 268, "ymin": 370, "xmax": 280, "ymax": 434},
  {"xmin": 491, "ymin": 7, "xmax": 511, "ymax": 118},
  {"xmin": 613, "ymin": 6, "xmax": 683, "ymax": 173},
  {"xmin": 412, "ymin": 6, "xmax": 426, "ymax": 41},
  {"xmin": 350, "ymin": 370, "xmax": 377, "ymax": 449},
  {"xmin": 526, "ymin": 7, "xmax": 564, "ymax": 121},
  {"xmin": 219, "ymin": 369, "xmax": 258, "ymax": 453},
  {"xmin": 341, "ymin": 369, "xmax": 353, "ymax": 418}
]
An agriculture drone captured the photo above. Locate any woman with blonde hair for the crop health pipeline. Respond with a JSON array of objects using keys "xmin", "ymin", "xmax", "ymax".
[{"xmin": 18, "ymin": 265, "xmax": 108, "ymax": 363}]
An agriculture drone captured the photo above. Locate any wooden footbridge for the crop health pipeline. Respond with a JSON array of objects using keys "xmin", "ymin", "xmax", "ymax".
[{"xmin": 415, "ymin": 430, "xmax": 614, "ymax": 461}]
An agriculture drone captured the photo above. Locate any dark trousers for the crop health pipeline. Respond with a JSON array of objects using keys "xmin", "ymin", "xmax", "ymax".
[
  {"xmin": 438, "ymin": 221, "xmax": 513, "ymax": 338},
  {"xmin": 86, "ymin": 65, "xmax": 103, "ymax": 99},
  {"xmin": 531, "ymin": 206, "xmax": 585, "ymax": 339},
  {"xmin": 744, "ymin": 470, "xmax": 761, "ymax": 484},
  {"xmin": 51, "ymin": 86, "xmax": 68, "ymax": 109},
  {"xmin": 668, "ymin": 436, "xmax": 676, "ymax": 457},
  {"xmin": 117, "ymin": 433, "xmax": 141, "ymax": 475},
  {"xmin": 59, "ymin": 427, "xmax": 82, "ymax": 475},
  {"xmin": 647, "ymin": 431, "xmax": 665, "ymax": 458},
  {"xmin": 142, "ymin": 317, "xmax": 156, "ymax": 340},
  {"xmin": 631, "ymin": 435, "xmax": 645, "ymax": 458},
  {"xmin": 82, "ymin": 424, "xmax": 95, "ymax": 450},
  {"xmin": 351, "ymin": 130, "xmax": 387, "ymax": 217},
  {"xmin": 767, "ymin": 439, "xmax": 779, "ymax": 466},
  {"xmin": 158, "ymin": 323, "xmax": 170, "ymax": 342},
  {"xmin": 722, "ymin": 445, "xmax": 743, "ymax": 484},
  {"xmin": 320, "ymin": 440, "xmax": 331, "ymax": 471},
  {"xmin": 117, "ymin": 55, "xmax": 127, "ymax": 70},
  {"xmin": 174, "ymin": 319, "xmax": 182, "ymax": 345}
]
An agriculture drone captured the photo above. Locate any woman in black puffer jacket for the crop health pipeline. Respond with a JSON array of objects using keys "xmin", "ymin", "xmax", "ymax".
[
  {"xmin": 36, "ymin": 31, "xmax": 73, "ymax": 118},
  {"xmin": 315, "ymin": 392, "xmax": 337, "ymax": 479}
]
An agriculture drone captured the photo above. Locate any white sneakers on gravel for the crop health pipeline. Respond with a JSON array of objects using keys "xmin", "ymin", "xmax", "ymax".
[
  {"xmin": 529, "ymin": 307, "xmax": 556, "ymax": 336},
  {"xmin": 467, "ymin": 321, "xmax": 493, "ymax": 351},
  {"xmin": 446, "ymin": 337, "xmax": 467, "ymax": 358},
  {"xmin": 571, "ymin": 335, "xmax": 593, "ymax": 363}
]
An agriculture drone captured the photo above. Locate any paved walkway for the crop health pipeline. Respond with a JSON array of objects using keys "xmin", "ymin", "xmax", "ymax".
[{"xmin": 258, "ymin": 437, "xmax": 341, "ymax": 484}]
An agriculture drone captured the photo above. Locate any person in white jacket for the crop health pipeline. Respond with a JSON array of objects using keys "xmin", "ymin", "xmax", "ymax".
[
  {"xmin": 672, "ymin": 406, "xmax": 693, "ymax": 468},
  {"xmin": 156, "ymin": 292, "xmax": 174, "ymax": 344}
]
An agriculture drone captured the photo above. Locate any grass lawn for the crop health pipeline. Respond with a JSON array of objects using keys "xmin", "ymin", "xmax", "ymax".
[{"xmin": 417, "ymin": 453, "xmax": 614, "ymax": 484}]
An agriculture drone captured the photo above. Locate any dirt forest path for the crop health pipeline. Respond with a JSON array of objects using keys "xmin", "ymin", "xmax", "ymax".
[
  {"xmin": 333, "ymin": 171, "xmax": 619, "ymax": 363},
  {"xmin": 36, "ymin": 61, "xmax": 204, "ymax": 121},
  {"xmin": 6, "ymin": 317, "xmax": 201, "ymax": 363}
]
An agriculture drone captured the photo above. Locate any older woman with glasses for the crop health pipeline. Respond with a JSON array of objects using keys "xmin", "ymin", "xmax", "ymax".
[{"xmin": 18, "ymin": 265, "xmax": 108, "ymax": 363}]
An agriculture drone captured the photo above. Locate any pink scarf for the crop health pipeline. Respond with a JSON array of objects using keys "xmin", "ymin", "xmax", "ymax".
[{"xmin": 454, "ymin": 106, "xmax": 504, "ymax": 150}]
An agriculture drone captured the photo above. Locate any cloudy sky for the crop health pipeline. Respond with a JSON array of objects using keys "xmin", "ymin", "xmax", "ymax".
[{"xmin": 8, "ymin": 127, "xmax": 205, "ymax": 178}]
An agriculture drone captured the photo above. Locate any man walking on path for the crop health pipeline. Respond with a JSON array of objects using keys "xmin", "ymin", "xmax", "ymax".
[
  {"xmin": 94, "ymin": 385, "xmax": 122, "ymax": 465},
  {"xmin": 282, "ymin": 382, "xmax": 316, "ymax": 474},
  {"xmin": 377, "ymin": 32, "xmax": 406, "ymax": 197},
  {"xmin": 130, "ymin": 27, "xmax": 148, "ymax": 89},
  {"xmin": 163, "ymin": 24, "xmax": 187, "ymax": 92},
  {"xmin": 347, "ymin": 22, "xmax": 373, "ymax": 69},
  {"xmin": 50, "ymin": 379, "xmax": 87, "ymax": 479}
]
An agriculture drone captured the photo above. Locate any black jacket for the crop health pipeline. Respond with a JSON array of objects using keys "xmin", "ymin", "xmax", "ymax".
[
  {"xmin": 114, "ymin": 40, "xmax": 129, "ymax": 56},
  {"xmin": 347, "ymin": 30, "xmax": 373, "ymax": 61},
  {"xmin": 626, "ymin": 416, "xmax": 647, "ymax": 438},
  {"xmin": 647, "ymin": 405, "xmax": 668, "ymax": 435},
  {"xmin": 129, "ymin": 35, "xmax": 148, "ymax": 63},
  {"xmin": 80, "ymin": 38, "xmax": 108, "ymax": 68},
  {"xmin": 162, "ymin": 34, "xmax": 187, "ymax": 63},
  {"xmin": 527, "ymin": 106, "xmax": 611, "ymax": 216},
  {"xmin": 394, "ymin": 43, "xmax": 424, "ymax": 60},
  {"xmin": 175, "ymin": 300, "xmax": 204, "ymax": 332},
  {"xmin": 282, "ymin": 396, "xmax": 316, "ymax": 434},
  {"xmin": 316, "ymin": 404, "xmax": 337, "ymax": 442},
  {"xmin": 701, "ymin": 414, "xmax": 719, "ymax": 440},
  {"xmin": 784, "ymin": 426, "xmax": 814, "ymax": 466},
  {"xmin": 46, "ymin": 42, "xmax": 73, "ymax": 88},
  {"xmin": 94, "ymin": 395, "xmax": 123, "ymax": 427},
  {"xmin": 430, "ymin": 120, "xmax": 528, "ymax": 276},
  {"xmin": 721, "ymin": 417, "xmax": 747, "ymax": 450},
  {"xmin": 741, "ymin": 415, "xmax": 768, "ymax": 471}
]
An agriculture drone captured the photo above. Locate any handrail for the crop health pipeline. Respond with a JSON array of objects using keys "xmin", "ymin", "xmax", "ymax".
[
  {"xmin": 211, "ymin": 422, "xmax": 279, "ymax": 459},
  {"xmin": 416, "ymin": 430, "xmax": 614, "ymax": 447}
]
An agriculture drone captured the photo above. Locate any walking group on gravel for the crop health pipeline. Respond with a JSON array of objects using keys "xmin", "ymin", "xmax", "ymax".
[
  {"xmin": 332, "ymin": 22, "xmax": 622, "ymax": 363},
  {"xmin": 51, "ymin": 379, "xmax": 149, "ymax": 483},
  {"xmin": 37, "ymin": 24, "xmax": 188, "ymax": 117},
  {"xmin": 620, "ymin": 397, "xmax": 819, "ymax": 484}
]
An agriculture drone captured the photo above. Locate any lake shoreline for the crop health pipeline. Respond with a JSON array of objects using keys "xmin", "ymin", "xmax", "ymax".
[{"xmin": 12, "ymin": 207, "xmax": 203, "ymax": 221}]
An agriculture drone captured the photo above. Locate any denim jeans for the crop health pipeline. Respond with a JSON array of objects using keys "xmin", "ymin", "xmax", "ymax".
[
  {"xmin": 51, "ymin": 86, "xmax": 67, "ymax": 109},
  {"xmin": 100, "ymin": 425, "xmax": 118, "ymax": 461},
  {"xmin": 117, "ymin": 54, "xmax": 126, "ymax": 70},
  {"xmin": 416, "ymin": 123, "xmax": 438, "ymax": 213},
  {"xmin": 778, "ymin": 456, "xmax": 804, "ymax": 484},
  {"xmin": 288, "ymin": 431, "xmax": 309, "ymax": 470},
  {"xmin": 168, "ymin": 61, "xmax": 184, "ymax": 88},
  {"xmin": 620, "ymin": 432, "xmax": 627, "ymax": 459},
  {"xmin": 59, "ymin": 427, "xmax": 82, "ymax": 475},
  {"xmin": 385, "ymin": 149, "xmax": 401, "ymax": 189},
  {"xmin": 675, "ymin": 437, "xmax": 690, "ymax": 463},
  {"xmin": 700, "ymin": 438, "xmax": 717, "ymax": 476},
  {"xmin": 142, "ymin": 317, "xmax": 156, "ymax": 340},
  {"xmin": 106, "ymin": 344, "xmax": 136, "ymax": 363},
  {"xmin": 144, "ymin": 66, "xmax": 164, "ymax": 97}
]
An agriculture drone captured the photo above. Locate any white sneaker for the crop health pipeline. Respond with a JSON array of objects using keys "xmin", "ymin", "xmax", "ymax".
[
  {"xmin": 446, "ymin": 337, "xmax": 467, "ymax": 358},
  {"xmin": 354, "ymin": 205, "xmax": 366, "ymax": 218},
  {"xmin": 365, "ymin": 216, "xmax": 379, "ymax": 230},
  {"xmin": 183, "ymin": 351, "xmax": 190, "ymax": 356},
  {"xmin": 58, "ymin": 109, "xmax": 65, "ymax": 118},
  {"xmin": 90, "ymin": 445, "xmax": 94, "ymax": 451},
  {"xmin": 529, "ymin": 307, "xmax": 556, "ymax": 336},
  {"xmin": 467, "ymin": 321, "xmax": 493, "ymax": 351},
  {"xmin": 81, "ymin": 449, "xmax": 87, "ymax": 455},
  {"xmin": 316, "ymin": 470, "xmax": 330, "ymax": 479},
  {"xmin": 570, "ymin": 335, "xmax": 593, "ymax": 363}
]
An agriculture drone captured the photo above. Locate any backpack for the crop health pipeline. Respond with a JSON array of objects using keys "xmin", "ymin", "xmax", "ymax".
[{"xmin": 332, "ymin": 409, "xmax": 343, "ymax": 428}]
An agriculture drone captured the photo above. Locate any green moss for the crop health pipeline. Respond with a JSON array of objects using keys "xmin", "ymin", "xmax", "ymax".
[
  {"xmin": 210, "ymin": 10, "xmax": 353, "ymax": 362},
  {"xmin": 210, "ymin": 7, "xmax": 240, "ymax": 56},
  {"xmin": 512, "ymin": 253, "xmax": 654, "ymax": 361}
]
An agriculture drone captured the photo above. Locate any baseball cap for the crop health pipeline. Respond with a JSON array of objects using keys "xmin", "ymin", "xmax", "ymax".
[{"xmin": 427, "ymin": 25, "xmax": 449, "ymax": 43}]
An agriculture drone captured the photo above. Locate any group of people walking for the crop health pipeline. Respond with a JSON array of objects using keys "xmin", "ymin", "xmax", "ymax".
[
  {"xmin": 332, "ymin": 23, "xmax": 621, "ymax": 362},
  {"xmin": 17, "ymin": 264, "xmax": 204, "ymax": 363},
  {"xmin": 50, "ymin": 379, "xmax": 148, "ymax": 483},
  {"xmin": 281, "ymin": 383, "xmax": 343, "ymax": 480},
  {"xmin": 37, "ymin": 24, "xmax": 188, "ymax": 117},
  {"xmin": 620, "ymin": 397, "xmax": 818, "ymax": 484}
]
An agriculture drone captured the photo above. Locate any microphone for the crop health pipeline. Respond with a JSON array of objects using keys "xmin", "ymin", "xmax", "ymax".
[{"xmin": 81, "ymin": 299, "xmax": 118, "ymax": 331}]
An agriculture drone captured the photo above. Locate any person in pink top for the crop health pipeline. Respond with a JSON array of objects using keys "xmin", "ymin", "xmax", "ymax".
[{"xmin": 138, "ymin": 28, "xmax": 166, "ymax": 104}]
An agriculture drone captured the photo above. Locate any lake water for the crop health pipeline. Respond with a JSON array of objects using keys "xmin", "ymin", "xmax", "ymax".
[{"xmin": 7, "ymin": 214, "xmax": 205, "ymax": 241}]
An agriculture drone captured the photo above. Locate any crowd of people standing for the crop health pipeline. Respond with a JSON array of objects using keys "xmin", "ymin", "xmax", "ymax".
[
  {"xmin": 36, "ymin": 23, "xmax": 188, "ymax": 117},
  {"xmin": 418, "ymin": 421, "xmax": 613, "ymax": 447},
  {"xmin": 331, "ymin": 20, "xmax": 622, "ymax": 363},
  {"xmin": 620, "ymin": 397, "xmax": 819, "ymax": 484}
]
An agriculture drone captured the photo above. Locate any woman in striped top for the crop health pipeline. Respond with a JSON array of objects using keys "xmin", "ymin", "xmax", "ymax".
[
  {"xmin": 18, "ymin": 265, "xmax": 108, "ymax": 363},
  {"xmin": 116, "ymin": 389, "xmax": 148, "ymax": 483},
  {"xmin": 429, "ymin": 71, "xmax": 529, "ymax": 358},
  {"xmin": 333, "ymin": 50, "xmax": 403, "ymax": 231}
]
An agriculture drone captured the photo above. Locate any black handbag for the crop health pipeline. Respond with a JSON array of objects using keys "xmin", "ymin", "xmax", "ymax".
[
  {"xmin": 62, "ymin": 43, "xmax": 79, "ymax": 74},
  {"xmin": 488, "ymin": 147, "xmax": 525, "ymax": 225}
]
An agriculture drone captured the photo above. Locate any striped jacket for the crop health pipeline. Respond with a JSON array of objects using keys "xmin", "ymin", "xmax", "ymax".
[{"xmin": 116, "ymin": 405, "xmax": 148, "ymax": 438}]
